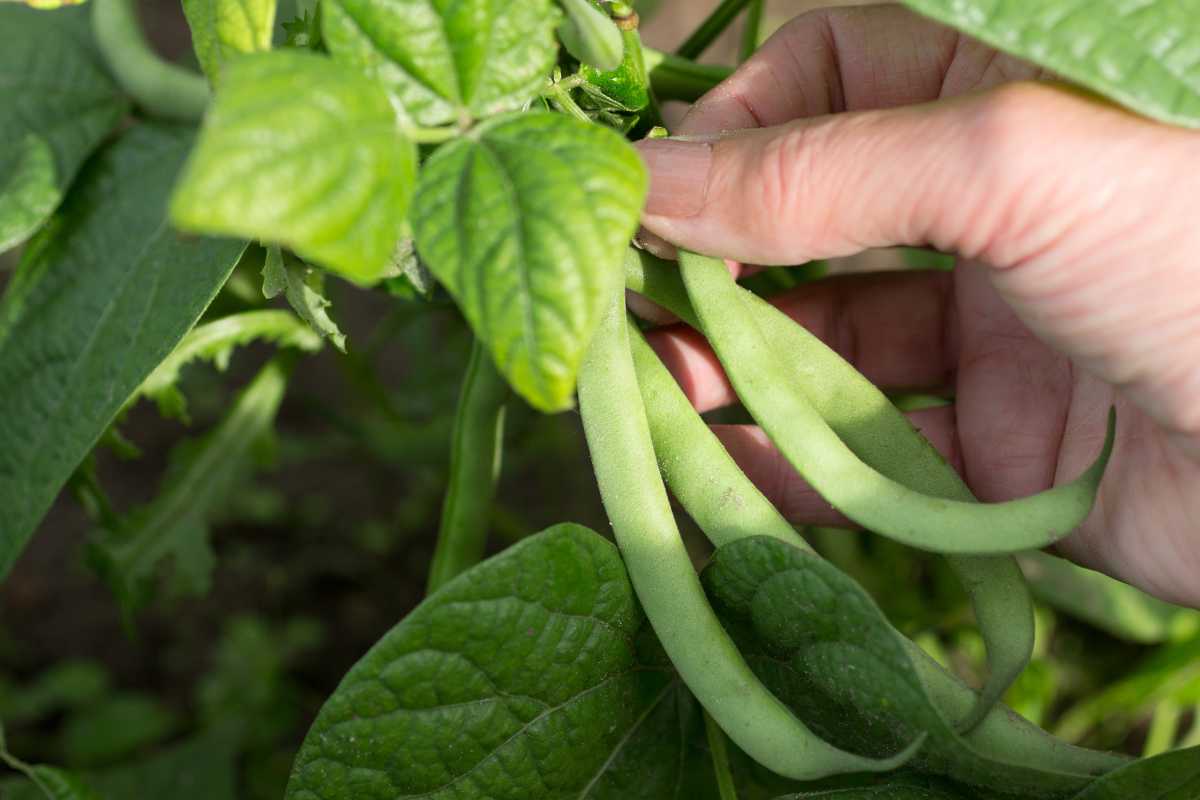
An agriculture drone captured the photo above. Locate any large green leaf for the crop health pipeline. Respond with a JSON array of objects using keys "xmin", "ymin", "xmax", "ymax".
[
  {"xmin": 411, "ymin": 112, "xmax": 646, "ymax": 411},
  {"xmin": 902, "ymin": 0, "xmax": 1200, "ymax": 128},
  {"xmin": 321, "ymin": 0, "xmax": 560, "ymax": 127},
  {"xmin": 170, "ymin": 50, "xmax": 416, "ymax": 284},
  {"xmin": 702, "ymin": 537, "xmax": 1124, "ymax": 799},
  {"xmin": 1069, "ymin": 745, "xmax": 1200, "ymax": 799},
  {"xmin": 0, "ymin": 5, "xmax": 128, "ymax": 252},
  {"xmin": 0, "ymin": 124, "xmax": 246, "ymax": 580},
  {"xmin": 91, "ymin": 357, "xmax": 291, "ymax": 617},
  {"xmin": 182, "ymin": 0, "xmax": 277, "ymax": 86},
  {"xmin": 285, "ymin": 523, "xmax": 717, "ymax": 800}
]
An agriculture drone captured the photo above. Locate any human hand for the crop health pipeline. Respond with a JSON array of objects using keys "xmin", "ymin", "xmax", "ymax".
[{"xmin": 634, "ymin": 4, "xmax": 1200, "ymax": 607}]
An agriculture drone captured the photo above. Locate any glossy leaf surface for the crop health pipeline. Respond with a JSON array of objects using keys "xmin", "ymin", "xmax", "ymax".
[{"xmin": 182, "ymin": 0, "xmax": 277, "ymax": 86}]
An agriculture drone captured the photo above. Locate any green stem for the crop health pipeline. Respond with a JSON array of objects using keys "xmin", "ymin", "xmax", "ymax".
[
  {"xmin": 92, "ymin": 0, "xmax": 210, "ymax": 122},
  {"xmin": 676, "ymin": 0, "xmax": 752, "ymax": 60},
  {"xmin": 0, "ymin": 748, "xmax": 53, "ymax": 800},
  {"xmin": 704, "ymin": 711, "xmax": 740, "ymax": 800},
  {"xmin": 577, "ymin": 293, "xmax": 920, "ymax": 780},
  {"xmin": 738, "ymin": 0, "xmax": 763, "ymax": 63},
  {"xmin": 546, "ymin": 81, "xmax": 592, "ymax": 123},
  {"xmin": 643, "ymin": 48, "xmax": 733, "ymax": 103},
  {"xmin": 1143, "ymin": 702, "xmax": 1182, "ymax": 757},
  {"xmin": 406, "ymin": 127, "xmax": 461, "ymax": 145},
  {"xmin": 426, "ymin": 339, "xmax": 508, "ymax": 593}
]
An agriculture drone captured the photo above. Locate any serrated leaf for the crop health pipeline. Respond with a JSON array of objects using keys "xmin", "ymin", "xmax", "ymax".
[
  {"xmin": 182, "ymin": 0, "xmax": 277, "ymax": 86},
  {"xmin": 130, "ymin": 308, "xmax": 321, "ymax": 420},
  {"xmin": 170, "ymin": 50, "xmax": 416, "ymax": 284},
  {"xmin": 411, "ymin": 112, "xmax": 646, "ymax": 411},
  {"xmin": 702, "ymin": 537, "xmax": 1124, "ymax": 799},
  {"xmin": 0, "ymin": 5, "xmax": 128, "ymax": 252},
  {"xmin": 285, "ymin": 523, "xmax": 717, "ymax": 800},
  {"xmin": 1069, "ymin": 745, "xmax": 1200, "ymax": 799},
  {"xmin": 90, "ymin": 358, "xmax": 290, "ymax": 617},
  {"xmin": 902, "ymin": 0, "xmax": 1200, "ymax": 128},
  {"xmin": 262, "ymin": 247, "xmax": 347, "ymax": 351},
  {"xmin": 321, "ymin": 0, "xmax": 560, "ymax": 127},
  {"xmin": 0, "ymin": 125, "xmax": 247, "ymax": 580},
  {"xmin": 558, "ymin": 0, "xmax": 624, "ymax": 72}
]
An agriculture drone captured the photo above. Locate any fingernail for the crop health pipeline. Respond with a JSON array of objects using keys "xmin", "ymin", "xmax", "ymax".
[{"xmin": 635, "ymin": 137, "xmax": 713, "ymax": 218}]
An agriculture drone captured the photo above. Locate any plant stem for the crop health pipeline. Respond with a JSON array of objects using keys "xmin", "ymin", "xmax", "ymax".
[
  {"xmin": 738, "ymin": 0, "xmax": 763, "ymax": 63},
  {"xmin": 426, "ymin": 339, "xmax": 508, "ymax": 593},
  {"xmin": 0, "ymin": 747, "xmax": 53, "ymax": 800},
  {"xmin": 676, "ymin": 0, "xmax": 752, "ymax": 60},
  {"xmin": 643, "ymin": 48, "xmax": 733, "ymax": 103},
  {"xmin": 704, "ymin": 711, "xmax": 740, "ymax": 800},
  {"xmin": 92, "ymin": 0, "xmax": 210, "ymax": 122},
  {"xmin": 1143, "ymin": 702, "xmax": 1182, "ymax": 757},
  {"xmin": 546, "ymin": 81, "xmax": 592, "ymax": 123}
]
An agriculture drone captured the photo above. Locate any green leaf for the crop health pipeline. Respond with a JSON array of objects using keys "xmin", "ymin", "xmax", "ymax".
[
  {"xmin": 1019, "ymin": 552, "xmax": 1200, "ymax": 644},
  {"xmin": 262, "ymin": 247, "xmax": 347, "ymax": 352},
  {"xmin": 61, "ymin": 693, "xmax": 177, "ymax": 767},
  {"xmin": 322, "ymin": 0, "xmax": 560, "ymax": 126},
  {"xmin": 702, "ymin": 537, "xmax": 1123, "ymax": 798},
  {"xmin": 170, "ymin": 50, "xmax": 416, "ymax": 284},
  {"xmin": 558, "ymin": 0, "xmax": 624, "ymax": 72},
  {"xmin": 131, "ymin": 308, "xmax": 322, "ymax": 420},
  {"xmin": 901, "ymin": 0, "xmax": 1200, "ymax": 128},
  {"xmin": 182, "ymin": 0, "xmax": 277, "ymax": 86},
  {"xmin": 286, "ymin": 523, "xmax": 710, "ymax": 800},
  {"xmin": 90, "ymin": 357, "xmax": 291, "ymax": 616},
  {"xmin": 778, "ymin": 776, "xmax": 986, "ymax": 799},
  {"xmin": 411, "ymin": 112, "xmax": 646, "ymax": 411},
  {"xmin": 1069, "ymin": 745, "xmax": 1200, "ymax": 799},
  {"xmin": 0, "ymin": 5, "xmax": 128, "ymax": 251},
  {"xmin": 0, "ymin": 124, "xmax": 247, "ymax": 580}
]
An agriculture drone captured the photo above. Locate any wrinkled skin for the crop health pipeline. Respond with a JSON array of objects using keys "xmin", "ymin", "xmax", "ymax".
[{"xmin": 634, "ymin": 4, "xmax": 1200, "ymax": 607}]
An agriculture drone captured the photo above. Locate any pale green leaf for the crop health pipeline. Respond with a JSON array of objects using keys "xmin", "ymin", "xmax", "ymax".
[
  {"xmin": 90, "ymin": 358, "xmax": 291, "ymax": 616},
  {"xmin": 170, "ymin": 50, "xmax": 416, "ymax": 284},
  {"xmin": 0, "ymin": 5, "xmax": 128, "ymax": 251},
  {"xmin": 183, "ymin": 0, "xmax": 277, "ymax": 86},
  {"xmin": 902, "ymin": 0, "xmax": 1200, "ymax": 128},
  {"xmin": 286, "ymin": 523, "xmax": 716, "ymax": 800},
  {"xmin": 321, "ymin": 0, "xmax": 560, "ymax": 126},
  {"xmin": 0, "ymin": 125, "xmax": 247, "ymax": 580},
  {"xmin": 558, "ymin": 0, "xmax": 624, "ymax": 72},
  {"xmin": 130, "ymin": 308, "xmax": 322, "ymax": 420},
  {"xmin": 411, "ymin": 112, "xmax": 646, "ymax": 411},
  {"xmin": 262, "ymin": 247, "xmax": 347, "ymax": 352}
]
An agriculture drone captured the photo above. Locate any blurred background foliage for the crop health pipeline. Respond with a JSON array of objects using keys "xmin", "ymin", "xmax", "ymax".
[{"xmin": 1, "ymin": 1, "xmax": 1199, "ymax": 798}]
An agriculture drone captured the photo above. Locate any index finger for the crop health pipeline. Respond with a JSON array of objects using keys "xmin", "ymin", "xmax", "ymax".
[{"xmin": 678, "ymin": 3, "xmax": 1040, "ymax": 135}]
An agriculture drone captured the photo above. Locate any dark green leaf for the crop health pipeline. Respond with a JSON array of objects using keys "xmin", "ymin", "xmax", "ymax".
[
  {"xmin": 322, "ymin": 0, "xmax": 560, "ymax": 126},
  {"xmin": 411, "ymin": 112, "xmax": 646, "ymax": 411},
  {"xmin": 0, "ymin": 5, "xmax": 128, "ymax": 251},
  {"xmin": 286, "ymin": 523, "xmax": 706, "ymax": 800},
  {"xmin": 90, "ymin": 358, "xmax": 291, "ymax": 616},
  {"xmin": 170, "ymin": 50, "xmax": 415, "ymax": 284},
  {"xmin": 61, "ymin": 693, "xmax": 177, "ymax": 767},
  {"xmin": 902, "ymin": 0, "xmax": 1200, "ymax": 128},
  {"xmin": 0, "ymin": 124, "xmax": 247, "ymax": 580},
  {"xmin": 23, "ymin": 767, "xmax": 101, "ymax": 800},
  {"xmin": 182, "ymin": 0, "xmax": 277, "ymax": 86},
  {"xmin": 1069, "ymin": 745, "xmax": 1200, "ymax": 799},
  {"xmin": 702, "ymin": 537, "xmax": 1123, "ymax": 799},
  {"xmin": 262, "ymin": 247, "xmax": 347, "ymax": 351}
]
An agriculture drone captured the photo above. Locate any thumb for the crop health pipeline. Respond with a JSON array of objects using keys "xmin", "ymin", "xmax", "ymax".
[{"xmin": 636, "ymin": 82, "xmax": 1200, "ymax": 443}]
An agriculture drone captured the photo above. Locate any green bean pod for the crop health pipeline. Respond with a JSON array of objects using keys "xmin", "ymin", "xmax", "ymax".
[
  {"xmin": 578, "ymin": 295, "xmax": 922, "ymax": 780},
  {"xmin": 425, "ymin": 339, "xmax": 508, "ymax": 593},
  {"xmin": 678, "ymin": 251, "xmax": 1115, "ymax": 556},
  {"xmin": 628, "ymin": 248, "xmax": 1123, "ymax": 777}
]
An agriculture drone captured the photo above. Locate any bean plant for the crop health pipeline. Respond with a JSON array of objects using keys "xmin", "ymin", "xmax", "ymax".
[{"xmin": 0, "ymin": 0, "xmax": 1198, "ymax": 797}]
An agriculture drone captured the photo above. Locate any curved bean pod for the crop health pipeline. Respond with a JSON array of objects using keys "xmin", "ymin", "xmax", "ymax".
[
  {"xmin": 678, "ymin": 250, "xmax": 1115, "ymax": 556},
  {"xmin": 578, "ymin": 295, "xmax": 922, "ymax": 780}
]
